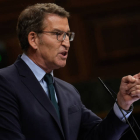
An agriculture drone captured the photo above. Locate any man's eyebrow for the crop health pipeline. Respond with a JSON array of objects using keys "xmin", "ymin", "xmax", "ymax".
[{"xmin": 52, "ymin": 29, "xmax": 70, "ymax": 32}]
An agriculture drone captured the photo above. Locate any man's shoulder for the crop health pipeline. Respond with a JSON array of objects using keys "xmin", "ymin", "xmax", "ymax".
[
  {"xmin": 0, "ymin": 56, "xmax": 22, "ymax": 76},
  {"xmin": 0, "ymin": 64, "xmax": 18, "ymax": 89},
  {"xmin": 0, "ymin": 64, "xmax": 16, "ymax": 76}
]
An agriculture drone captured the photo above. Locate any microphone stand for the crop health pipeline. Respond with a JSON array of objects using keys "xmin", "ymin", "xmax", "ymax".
[{"xmin": 98, "ymin": 77, "xmax": 139, "ymax": 140}]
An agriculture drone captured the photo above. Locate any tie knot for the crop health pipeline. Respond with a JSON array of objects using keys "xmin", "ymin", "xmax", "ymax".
[{"xmin": 44, "ymin": 74, "xmax": 53, "ymax": 85}]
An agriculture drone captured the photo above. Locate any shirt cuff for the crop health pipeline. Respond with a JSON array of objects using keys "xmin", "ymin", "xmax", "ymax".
[{"xmin": 113, "ymin": 103, "xmax": 133, "ymax": 123}]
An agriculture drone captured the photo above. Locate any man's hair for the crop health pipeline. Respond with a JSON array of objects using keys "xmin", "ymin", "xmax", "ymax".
[{"xmin": 16, "ymin": 3, "xmax": 70, "ymax": 51}]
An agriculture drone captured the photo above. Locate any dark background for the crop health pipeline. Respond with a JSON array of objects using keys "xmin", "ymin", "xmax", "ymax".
[{"xmin": 0, "ymin": 0, "xmax": 140, "ymax": 139}]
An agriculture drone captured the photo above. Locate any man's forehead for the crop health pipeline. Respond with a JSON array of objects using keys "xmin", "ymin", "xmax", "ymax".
[{"xmin": 43, "ymin": 14, "xmax": 70, "ymax": 30}]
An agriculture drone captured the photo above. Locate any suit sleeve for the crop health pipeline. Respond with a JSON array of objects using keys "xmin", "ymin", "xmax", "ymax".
[
  {"xmin": 0, "ymin": 75, "xmax": 26, "ymax": 140},
  {"xmin": 78, "ymin": 104, "xmax": 131, "ymax": 140}
]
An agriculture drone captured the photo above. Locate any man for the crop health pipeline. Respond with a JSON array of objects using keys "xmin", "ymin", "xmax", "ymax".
[{"xmin": 0, "ymin": 3, "xmax": 140, "ymax": 140}]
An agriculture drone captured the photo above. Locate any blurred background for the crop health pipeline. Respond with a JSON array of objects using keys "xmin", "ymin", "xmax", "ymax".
[{"xmin": 0, "ymin": 0, "xmax": 140, "ymax": 139}]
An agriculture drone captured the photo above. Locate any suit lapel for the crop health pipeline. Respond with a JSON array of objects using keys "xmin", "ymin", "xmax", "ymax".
[
  {"xmin": 14, "ymin": 57, "xmax": 64, "ymax": 138},
  {"xmin": 54, "ymin": 79, "xmax": 70, "ymax": 140}
]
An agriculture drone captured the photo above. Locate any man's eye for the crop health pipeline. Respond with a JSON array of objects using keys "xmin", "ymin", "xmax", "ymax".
[
  {"xmin": 56, "ymin": 32, "xmax": 63, "ymax": 35},
  {"xmin": 66, "ymin": 32, "xmax": 70, "ymax": 37}
]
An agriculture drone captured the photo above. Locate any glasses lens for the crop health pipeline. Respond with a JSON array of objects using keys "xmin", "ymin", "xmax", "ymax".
[
  {"xmin": 57, "ymin": 32, "xmax": 75, "ymax": 41},
  {"xmin": 69, "ymin": 32, "xmax": 75, "ymax": 41},
  {"xmin": 57, "ymin": 32, "xmax": 64, "ymax": 41}
]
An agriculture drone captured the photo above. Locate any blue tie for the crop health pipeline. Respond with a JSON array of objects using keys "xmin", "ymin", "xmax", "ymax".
[{"xmin": 44, "ymin": 74, "xmax": 60, "ymax": 119}]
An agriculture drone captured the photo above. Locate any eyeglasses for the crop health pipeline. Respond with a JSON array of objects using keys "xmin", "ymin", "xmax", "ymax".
[{"xmin": 38, "ymin": 31, "xmax": 75, "ymax": 42}]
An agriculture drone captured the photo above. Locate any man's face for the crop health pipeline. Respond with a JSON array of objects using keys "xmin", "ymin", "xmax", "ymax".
[{"xmin": 34, "ymin": 14, "xmax": 70, "ymax": 72}]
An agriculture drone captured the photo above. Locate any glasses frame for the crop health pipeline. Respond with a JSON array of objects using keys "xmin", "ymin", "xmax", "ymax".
[{"xmin": 38, "ymin": 31, "xmax": 75, "ymax": 42}]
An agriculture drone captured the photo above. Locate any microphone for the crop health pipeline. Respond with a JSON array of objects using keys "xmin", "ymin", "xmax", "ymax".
[{"xmin": 98, "ymin": 77, "xmax": 139, "ymax": 140}]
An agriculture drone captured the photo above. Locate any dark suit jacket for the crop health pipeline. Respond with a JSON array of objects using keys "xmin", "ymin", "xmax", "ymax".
[{"xmin": 0, "ymin": 56, "xmax": 130, "ymax": 140}]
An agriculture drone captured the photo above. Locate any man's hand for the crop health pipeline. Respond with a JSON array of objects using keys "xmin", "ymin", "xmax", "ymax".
[{"xmin": 117, "ymin": 74, "xmax": 140, "ymax": 110}]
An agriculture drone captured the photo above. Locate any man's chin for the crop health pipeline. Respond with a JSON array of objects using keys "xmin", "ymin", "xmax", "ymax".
[
  {"xmin": 54, "ymin": 62, "xmax": 66, "ymax": 69},
  {"xmin": 59, "ymin": 63, "xmax": 66, "ymax": 68}
]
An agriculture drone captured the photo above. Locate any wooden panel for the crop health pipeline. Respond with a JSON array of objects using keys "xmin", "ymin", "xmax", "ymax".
[
  {"xmin": 81, "ymin": 7, "xmax": 140, "ymax": 80},
  {"xmin": 91, "ymin": 13, "xmax": 140, "ymax": 61},
  {"xmin": 61, "ymin": 0, "xmax": 121, "ymax": 8}
]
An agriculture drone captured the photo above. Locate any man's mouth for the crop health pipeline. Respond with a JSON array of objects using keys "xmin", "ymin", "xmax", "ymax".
[
  {"xmin": 61, "ymin": 51, "xmax": 67, "ymax": 56},
  {"xmin": 59, "ymin": 51, "xmax": 68, "ymax": 58}
]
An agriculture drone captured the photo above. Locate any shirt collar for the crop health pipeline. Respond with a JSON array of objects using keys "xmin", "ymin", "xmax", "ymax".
[{"xmin": 21, "ymin": 53, "xmax": 54, "ymax": 82}]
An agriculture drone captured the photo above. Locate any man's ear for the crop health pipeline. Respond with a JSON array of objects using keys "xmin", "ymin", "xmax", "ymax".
[{"xmin": 28, "ymin": 32, "xmax": 38, "ymax": 50}]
